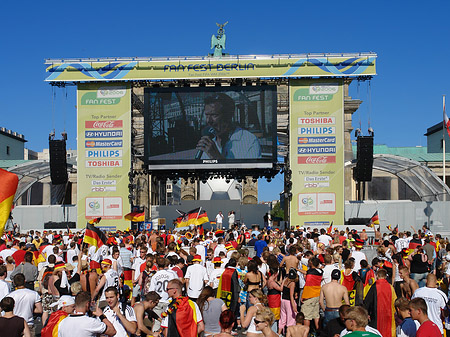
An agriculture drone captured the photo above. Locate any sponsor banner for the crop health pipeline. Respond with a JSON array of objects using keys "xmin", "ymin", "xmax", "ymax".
[
  {"xmin": 91, "ymin": 180, "xmax": 117, "ymax": 186},
  {"xmin": 85, "ymin": 160, "xmax": 123, "ymax": 168},
  {"xmin": 297, "ymin": 156, "xmax": 336, "ymax": 164},
  {"xmin": 91, "ymin": 186, "xmax": 117, "ymax": 192},
  {"xmin": 45, "ymin": 54, "xmax": 377, "ymax": 82},
  {"xmin": 85, "ymin": 120, "xmax": 123, "ymax": 129},
  {"xmin": 305, "ymin": 176, "xmax": 329, "ymax": 182},
  {"xmin": 298, "ymin": 127, "xmax": 336, "ymax": 135},
  {"xmin": 297, "ymin": 146, "xmax": 336, "ymax": 154},
  {"xmin": 85, "ymin": 130, "xmax": 124, "ymax": 138},
  {"xmin": 78, "ymin": 83, "xmax": 131, "ymax": 228},
  {"xmin": 86, "ymin": 150, "xmax": 123, "ymax": 158},
  {"xmin": 289, "ymin": 79, "xmax": 344, "ymax": 226},
  {"xmin": 298, "ymin": 136, "xmax": 336, "ymax": 144},
  {"xmin": 304, "ymin": 182, "xmax": 330, "ymax": 188},
  {"xmin": 85, "ymin": 140, "xmax": 123, "ymax": 148},
  {"xmin": 298, "ymin": 117, "xmax": 335, "ymax": 125}
]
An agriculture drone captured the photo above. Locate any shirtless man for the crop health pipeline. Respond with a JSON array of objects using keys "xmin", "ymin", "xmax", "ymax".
[
  {"xmin": 134, "ymin": 291, "xmax": 161, "ymax": 337},
  {"xmin": 286, "ymin": 312, "xmax": 309, "ymax": 337},
  {"xmin": 280, "ymin": 245, "xmax": 300, "ymax": 274},
  {"xmin": 79, "ymin": 254, "xmax": 99, "ymax": 298},
  {"xmin": 398, "ymin": 265, "xmax": 419, "ymax": 299},
  {"xmin": 319, "ymin": 269, "xmax": 350, "ymax": 326}
]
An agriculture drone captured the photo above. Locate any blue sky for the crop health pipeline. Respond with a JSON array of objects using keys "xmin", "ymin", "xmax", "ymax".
[{"xmin": 1, "ymin": 1, "xmax": 449, "ymax": 202}]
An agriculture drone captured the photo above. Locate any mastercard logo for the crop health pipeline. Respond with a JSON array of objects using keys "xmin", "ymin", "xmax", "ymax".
[
  {"xmin": 86, "ymin": 141, "xmax": 95, "ymax": 147},
  {"xmin": 298, "ymin": 138, "xmax": 309, "ymax": 144}
]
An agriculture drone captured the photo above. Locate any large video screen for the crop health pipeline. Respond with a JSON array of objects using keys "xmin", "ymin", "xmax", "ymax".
[{"xmin": 144, "ymin": 86, "xmax": 277, "ymax": 169}]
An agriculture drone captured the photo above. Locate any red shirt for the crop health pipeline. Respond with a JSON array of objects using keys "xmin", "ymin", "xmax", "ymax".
[
  {"xmin": 12, "ymin": 250, "xmax": 26, "ymax": 265},
  {"xmin": 416, "ymin": 320, "xmax": 441, "ymax": 337}
]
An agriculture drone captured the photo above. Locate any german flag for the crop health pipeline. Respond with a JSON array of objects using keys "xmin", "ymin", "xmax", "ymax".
[
  {"xmin": 176, "ymin": 207, "xmax": 204, "ymax": 228},
  {"xmin": 194, "ymin": 210, "xmax": 209, "ymax": 226},
  {"xmin": 326, "ymin": 221, "xmax": 333, "ymax": 235},
  {"xmin": 40, "ymin": 310, "xmax": 69, "ymax": 337},
  {"xmin": 83, "ymin": 221, "xmax": 107, "ymax": 251},
  {"xmin": 301, "ymin": 268, "xmax": 323, "ymax": 300},
  {"xmin": 124, "ymin": 212, "xmax": 145, "ymax": 222},
  {"xmin": 367, "ymin": 211, "xmax": 380, "ymax": 228},
  {"xmin": 0, "ymin": 169, "xmax": 18, "ymax": 237}
]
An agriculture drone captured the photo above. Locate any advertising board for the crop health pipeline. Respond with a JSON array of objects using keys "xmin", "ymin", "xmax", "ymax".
[{"xmin": 77, "ymin": 83, "xmax": 131, "ymax": 230}]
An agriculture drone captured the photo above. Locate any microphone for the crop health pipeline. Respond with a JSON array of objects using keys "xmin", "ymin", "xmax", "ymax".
[{"xmin": 195, "ymin": 127, "xmax": 216, "ymax": 160}]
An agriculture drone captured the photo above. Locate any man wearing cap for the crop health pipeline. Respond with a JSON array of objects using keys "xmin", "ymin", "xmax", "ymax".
[
  {"xmin": 350, "ymin": 239, "xmax": 367, "ymax": 273},
  {"xmin": 185, "ymin": 254, "xmax": 209, "ymax": 301},
  {"xmin": 103, "ymin": 286, "xmax": 137, "ymax": 337},
  {"xmin": 41, "ymin": 295, "xmax": 75, "ymax": 337},
  {"xmin": 319, "ymin": 269, "xmax": 350, "ymax": 327},
  {"xmin": 93, "ymin": 258, "xmax": 120, "ymax": 309},
  {"xmin": 208, "ymin": 257, "xmax": 224, "ymax": 292}
]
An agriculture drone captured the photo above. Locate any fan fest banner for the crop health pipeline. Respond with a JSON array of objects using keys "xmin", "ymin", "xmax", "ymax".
[
  {"xmin": 77, "ymin": 83, "xmax": 131, "ymax": 230},
  {"xmin": 289, "ymin": 79, "xmax": 344, "ymax": 227}
]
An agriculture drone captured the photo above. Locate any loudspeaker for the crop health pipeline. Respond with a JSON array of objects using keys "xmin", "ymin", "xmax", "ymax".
[
  {"xmin": 353, "ymin": 136, "xmax": 373, "ymax": 182},
  {"xmin": 49, "ymin": 140, "xmax": 68, "ymax": 185}
]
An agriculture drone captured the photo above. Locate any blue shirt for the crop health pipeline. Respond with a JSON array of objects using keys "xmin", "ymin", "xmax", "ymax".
[{"xmin": 254, "ymin": 240, "xmax": 268, "ymax": 257}]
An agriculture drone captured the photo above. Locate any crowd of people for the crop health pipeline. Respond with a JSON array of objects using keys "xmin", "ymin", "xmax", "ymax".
[{"xmin": 0, "ymin": 223, "xmax": 448, "ymax": 337}]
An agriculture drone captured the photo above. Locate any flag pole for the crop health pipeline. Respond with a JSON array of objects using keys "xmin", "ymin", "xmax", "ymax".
[{"xmin": 444, "ymin": 95, "xmax": 446, "ymax": 201}]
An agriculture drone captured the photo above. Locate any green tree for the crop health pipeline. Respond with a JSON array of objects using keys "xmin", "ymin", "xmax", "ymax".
[{"xmin": 271, "ymin": 202, "xmax": 284, "ymax": 221}]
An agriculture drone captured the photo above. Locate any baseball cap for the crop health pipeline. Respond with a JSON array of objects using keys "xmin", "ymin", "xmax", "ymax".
[
  {"xmin": 331, "ymin": 269, "xmax": 341, "ymax": 280},
  {"xmin": 51, "ymin": 295, "xmax": 75, "ymax": 309}
]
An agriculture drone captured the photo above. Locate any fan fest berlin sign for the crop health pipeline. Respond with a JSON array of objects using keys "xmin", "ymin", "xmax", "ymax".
[
  {"xmin": 289, "ymin": 79, "xmax": 344, "ymax": 227},
  {"xmin": 77, "ymin": 83, "xmax": 131, "ymax": 230}
]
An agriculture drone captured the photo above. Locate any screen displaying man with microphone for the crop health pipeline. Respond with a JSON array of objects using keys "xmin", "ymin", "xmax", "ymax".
[
  {"xmin": 143, "ymin": 86, "xmax": 276, "ymax": 169},
  {"xmin": 195, "ymin": 93, "xmax": 262, "ymax": 160}
]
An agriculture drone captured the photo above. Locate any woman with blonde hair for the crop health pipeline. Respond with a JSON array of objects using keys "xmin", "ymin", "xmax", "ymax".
[
  {"xmin": 255, "ymin": 307, "xmax": 278, "ymax": 337},
  {"xmin": 240, "ymin": 289, "xmax": 268, "ymax": 337}
]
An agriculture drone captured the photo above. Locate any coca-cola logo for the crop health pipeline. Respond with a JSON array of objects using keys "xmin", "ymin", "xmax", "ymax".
[
  {"xmin": 85, "ymin": 120, "xmax": 123, "ymax": 129},
  {"xmin": 298, "ymin": 156, "xmax": 336, "ymax": 164}
]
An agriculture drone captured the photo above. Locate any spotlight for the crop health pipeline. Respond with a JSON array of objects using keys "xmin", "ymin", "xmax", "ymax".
[
  {"xmin": 252, "ymin": 178, "xmax": 257, "ymax": 183},
  {"xmin": 190, "ymin": 178, "xmax": 195, "ymax": 184},
  {"xmin": 226, "ymin": 179, "xmax": 230, "ymax": 184}
]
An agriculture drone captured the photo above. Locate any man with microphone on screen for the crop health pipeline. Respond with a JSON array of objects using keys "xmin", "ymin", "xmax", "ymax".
[{"xmin": 195, "ymin": 93, "xmax": 262, "ymax": 160}]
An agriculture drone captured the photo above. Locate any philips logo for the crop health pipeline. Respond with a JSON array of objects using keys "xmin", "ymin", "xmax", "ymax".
[{"xmin": 298, "ymin": 127, "xmax": 336, "ymax": 135}]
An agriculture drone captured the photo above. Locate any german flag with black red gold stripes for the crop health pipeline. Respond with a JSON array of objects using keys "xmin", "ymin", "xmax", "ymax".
[
  {"xmin": 83, "ymin": 222, "xmax": 107, "ymax": 251},
  {"xmin": 302, "ymin": 268, "xmax": 323, "ymax": 299}
]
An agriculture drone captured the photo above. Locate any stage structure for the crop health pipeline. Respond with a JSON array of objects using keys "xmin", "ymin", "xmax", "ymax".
[{"xmin": 45, "ymin": 53, "xmax": 377, "ymax": 230}]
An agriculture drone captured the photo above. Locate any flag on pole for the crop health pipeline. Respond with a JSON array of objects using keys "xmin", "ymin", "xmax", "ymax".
[
  {"xmin": 84, "ymin": 220, "xmax": 107, "ymax": 251},
  {"xmin": 176, "ymin": 207, "xmax": 205, "ymax": 228},
  {"xmin": 387, "ymin": 225, "xmax": 392, "ymax": 231},
  {"xmin": 367, "ymin": 211, "xmax": 380, "ymax": 228},
  {"xmin": 326, "ymin": 221, "xmax": 333, "ymax": 234},
  {"xmin": 0, "ymin": 169, "xmax": 18, "ymax": 237},
  {"xmin": 444, "ymin": 100, "xmax": 450, "ymax": 139},
  {"xmin": 124, "ymin": 212, "xmax": 145, "ymax": 222}
]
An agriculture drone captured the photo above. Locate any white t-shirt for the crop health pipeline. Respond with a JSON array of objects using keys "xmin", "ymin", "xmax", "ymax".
[
  {"xmin": 103, "ymin": 303, "xmax": 137, "ymax": 337},
  {"xmin": 9, "ymin": 288, "xmax": 41, "ymax": 324},
  {"xmin": 132, "ymin": 257, "xmax": 145, "ymax": 281},
  {"xmin": 149, "ymin": 269, "xmax": 177, "ymax": 303},
  {"xmin": 0, "ymin": 248, "xmax": 17, "ymax": 261},
  {"xmin": 350, "ymin": 250, "xmax": 367, "ymax": 272},
  {"xmin": 322, "ymin": 264, "xmax": 339, "ymax": 285},
  {"xmin": 215, "ymin": 214, "xmax": 223, "ymax": 224},
  {"xmin": 66, "ymin": 249, "xmax": 77, "ymax": 264},
  {"xmin": 318, "ymin": 234, "xmax": 332, "ymax": 246},
  {"xmin": 214, "ymin": 244, "xmax": 227, "ymax": 257},
  {"xmin": 412, "ymin": 286, "xmax": 447, "ymax": 333},
  {"xmin": 209, "ymin": 268, "xmax": 224, "ymax": 289},
  {"xmin": 161, "ymin": 299, "xmax": 203, "ymax": 329},
  {"xmin": 185, "ymin": 264, "xmax": 209, "ymax": 298},
  {"xmin": 100, "ymin": 269, "xmax": 120, "ymax": 301},
  {"xmin": 0, "ymin": 279, "xmax": 10, "ymax": 300},
  {"xmin": 58, "ymin": 314, "xmax": 106, "ymax": 337}
]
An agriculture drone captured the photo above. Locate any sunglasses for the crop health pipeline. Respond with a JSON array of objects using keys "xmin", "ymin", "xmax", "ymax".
[{"xmin": 254, "ymin": 319, "xmax": 265, "ymax": 325}]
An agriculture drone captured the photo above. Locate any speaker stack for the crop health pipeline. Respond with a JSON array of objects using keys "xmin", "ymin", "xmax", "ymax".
[
  {"xmin": 49, "ymin": 139, "xmax": 68, "ymax": 185},
  {"xmin": 353, "ymin": 136, "xmax": 374, "ymax": 182}
]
